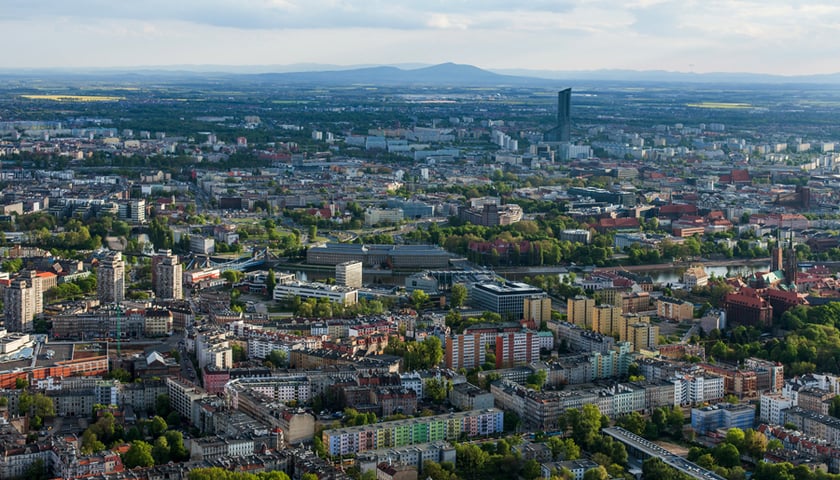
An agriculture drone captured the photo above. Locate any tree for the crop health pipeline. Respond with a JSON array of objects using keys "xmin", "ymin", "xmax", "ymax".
[
  {"xmin": 563, "ymin": 404, "xmax": 603, "ymax": 450},
  {"xmin": 123, "ymin": 441, "xmax": 155, "ymax": 469},
  {"xmin": 107, "ymin": 368, "xmax": 132, "ymax": 383},
  {"xmin": 21, "ymin": 458, "xmax": 48, "ymax": 480},
  {"xmin": 450, "ymin": 283, "xmax": 468, "ymax": 308},
  {"xmin": 742, "ymin": 428, "xmax": 768, "ymax": 459},
  {"xmin": 165, "ymin": 430, "xmax": 189, "ymax": 461},
  {"xmin": 152, "ymin": 436, "xmax": 170, "ymax": 464},
  {"xmin": 426, "ymin": 377, "xmax": 448, "ymax": 404},
  {"xmin": 411, "ymin": 289, "xmax": 429, "ymax": 311},
  {"xmin": 81, "ymin": 430, "xmax": 105, "ymax": 454},
  {"xmin": 423, "ymin": 460, "xmax": 459, "ymax": 480},
  {"xmin": 615, "ymin": 412, "xmax": 646, "ymax": 436},
  {"xmin": 166, "ymin": 411, "xmax": 181, "ymax": 427},
  {"xmin": 149, "ymin": 416, "xmax": 168, "ymax": 436},
  {"xmin": 155, "ymin": 394, "xmax": 172, "ymax": 417},
  {"xmin": 455, "ymin": 443, "xmax": 489, "ymax": 480},
  {"xmin": 712, "ymin": 442, "xmax": 741, "ymax": 468},
  {"xmin": 231, "ymin": 344, "xmax": 247, "ymax": 363},
  {"xmin": 522, "ymin": 459, "xmax": 542, "ymax": 480},
  {"xmin": 724, "ymin": 427, "xmax": 745, "ymax": 450},
  {"xmin": 642, "ymin": 457, "xmax": 691, "ymax": 480},
  {"xmin": 582, "ymin": 466, "xmax": 609, "ymax": 480},
  {"xmin": 265, "ymin": 269, "xmax": 277, "ymax": 299},
  {"xmin": 548, "ymin": 436, "xmax": 580, "ymax": 460},
  {"xmin": 526, "ymin": 370, "xmax": 547, "ymax": 391},
  {"xmin": 269, "ymin": 349, "xmax": 287, "ymax": 367},
  {"xmin": 420, "ymin": 336, "xmax": 444, "ymax": 368}
]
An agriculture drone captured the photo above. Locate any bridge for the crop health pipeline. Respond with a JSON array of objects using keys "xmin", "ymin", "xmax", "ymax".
[
  {"xmin": 185, "ymin": 247, "xmax": 279, "ymax": 273},
  {"xmin": 602, "ymin": 427, "xmax": 726, "ymax": 480}
]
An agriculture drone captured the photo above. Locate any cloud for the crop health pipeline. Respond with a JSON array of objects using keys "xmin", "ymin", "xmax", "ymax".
[
  {"xmin": 3, "ymin": 0, "xmax": 580, "ymax": 31},
  {"xmin": 3, "ymin": 0, "xmax": 840, "ymax": 74}
]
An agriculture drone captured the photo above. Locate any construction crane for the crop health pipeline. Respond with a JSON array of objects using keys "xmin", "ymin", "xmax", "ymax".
[{"xmin": 115, "ymin": 304, "xmax": 122, "ymax": 357}]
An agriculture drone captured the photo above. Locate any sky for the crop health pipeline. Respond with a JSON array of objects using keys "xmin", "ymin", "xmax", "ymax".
[{"xmin": 4, "ymin": 0, "xmax": 840, "ymax": 75}]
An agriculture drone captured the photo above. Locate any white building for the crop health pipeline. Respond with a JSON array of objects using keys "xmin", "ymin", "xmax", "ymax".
[
  {"xmin": 336, "ymin": 260, "xmax": 363, "ymax": 288},
  {"xmin": 273, "ymin": 282, "xmax": 358, "ymax": 306},
  {"xmin": 760, "ymin": 392, "xmax": 796, "ymax": 425},
  {"xmin": 364, "ymin": 207, "xmax": 404, "ymax": 226}
]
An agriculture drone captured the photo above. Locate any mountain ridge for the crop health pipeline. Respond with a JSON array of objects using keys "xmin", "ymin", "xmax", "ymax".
[{"xmin": 2, "ymin": 62, "xmax": 840, "ymax": 86}]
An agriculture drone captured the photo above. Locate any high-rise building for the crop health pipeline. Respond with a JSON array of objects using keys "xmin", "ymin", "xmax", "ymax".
[
  {"xmin": 567, "ymin": 296, "xmax": 595, "ymax": 329},
  {"xmin": 4, "ymin": 277, "xmax": 36, "ymax": 332},
  {"xmin": 97, "ymin": 251, "xmax": 125, "ymax": 304},
  {"xmin": 494, "ymin": 330, "xmax": 541, "ymax": 368},
  {"xmin": 545, "ymin": 88, "xmax": 571, "ymax": 142},
  {"xmin": 336, "ymin": 260, "xmax": 363, "ymax": 288},
  {"xmin": 445, "ymin": 333, "xmax": 484, "ymax": 370},
  {"xmin": 592, "ymin": 305, "xmax": 623, "ymax": 337},
  {"xmin": 154, "ymin": 250, "xmax": 183, "ymax": 300},
  {"xmin": 523, "ymin": 295, "xmax": 552, "ymax": 325},
  {"xmin": 20, "ymin": 270, "xmax": 44, "ymax": 318},
  {"xmin": 626, "ymin": 323, "xmax": 659, "ymax": 352}
]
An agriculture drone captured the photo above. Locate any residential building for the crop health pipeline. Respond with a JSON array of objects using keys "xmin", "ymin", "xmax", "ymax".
[
  {"xmin": 626, "ymin": 323, "xmax": 659, "ymax": 352},
  {"xmin": 445, "ymin": 333, "xmax": 484, "ymax": 370},
  {"xmin": 97, "ymin": 251, "xmax": 125, "ymax": 304},
  {"xmin": 760, "ymin": 392, "xmax": 796, "ymax": 425},
  {"xmin": 322, "ymin": 409, "xmax": 504, "ymax": 456},
  {"xmin": 449, "ymin": 383, "xmax": 495, "ymax": 411},
  {"xmin": 683, "ymin": 265, "xmax": 709, "ymax": 288},
  {"xmin": 4, "ymin": 276, "xmax": 36, "ymax": 332},
  {"xmin": 153, "ymin": 249, "xmax": 183, "ymax": 300},
  {"xmin": 566, "ymin": 296, "xmax": 595, "ymax": 329},
  {"xmin": 657, "ymin": 297, "xmax": 694, "ymax": 321}
]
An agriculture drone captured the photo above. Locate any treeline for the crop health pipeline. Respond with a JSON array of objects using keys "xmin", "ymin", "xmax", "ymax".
[{"xmin": 704, "ymin": 302, "xmax": 840, "ymax": 375}]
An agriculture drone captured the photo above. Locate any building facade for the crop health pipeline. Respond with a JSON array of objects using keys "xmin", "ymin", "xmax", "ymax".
[{"xmin": 97, "ymin": 251, "xmax": 125, "ymax": 304}]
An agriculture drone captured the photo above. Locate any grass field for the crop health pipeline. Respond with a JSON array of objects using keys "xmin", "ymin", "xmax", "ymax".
[
  {"xmin": 686, "ymin": 102, "xmax": 752, "ymax": 109},
  {"xmin": 21, "ymin": 94, "xmax": 125, "ymax": 102}
]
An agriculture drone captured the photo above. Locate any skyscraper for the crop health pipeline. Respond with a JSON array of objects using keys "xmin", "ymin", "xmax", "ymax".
[
  {"xmin": 545, "ymin": 88, "xmax": 571, "ymax": 142},
  {"xmin": 154, "ymin": 250, "xmax": 183, "ymax": 300},
  {"xmin": 97, "ymin": 251, "xmax": 125, "ymax": 304}
]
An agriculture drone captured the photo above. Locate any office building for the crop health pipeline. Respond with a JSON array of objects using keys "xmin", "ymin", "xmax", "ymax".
[
  {"xmin": 691, "ymin": 403, "xmax": 755, "ymax": 434},
  {"xmin": 97, "ymin": 251, "xmax": 125, "ymax": 304},
  {"xmin": 470, "ymin": 281, "xmax": 548, "ymax": 320},
  {"xmin": 154, "ymin": 250, "xmax": 183, "ymax": 300},
  {"xmin": 336, "ymin": 261, "xmax": 363, "ymax": 288},
  {"xmin": 273, "ymin": 282, "xmax": 358, "ymax": 306},
  {"xmin": 545, "ymin": 88, "xmax": 571, "ymax": 142}
]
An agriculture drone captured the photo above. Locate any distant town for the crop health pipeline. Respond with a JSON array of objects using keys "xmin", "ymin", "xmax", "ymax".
[{"xmin": 1, "ymin": 69, "xmax": 840, "ymax": 480}]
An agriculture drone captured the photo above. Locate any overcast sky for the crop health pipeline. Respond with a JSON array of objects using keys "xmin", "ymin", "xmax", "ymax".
[{"xmin": 5, "ymin": 0, "xmax": 840, "ymax": 75}]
